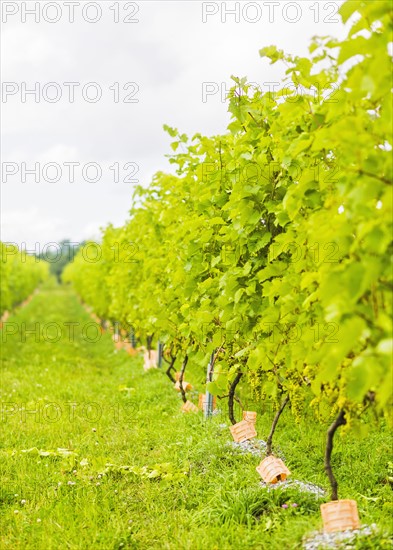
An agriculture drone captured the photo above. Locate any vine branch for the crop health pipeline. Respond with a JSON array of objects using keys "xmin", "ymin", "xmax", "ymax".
[
  {"xmin": 266, "ymin": 395, "xmax": 289, "ymax": 456},
  {"xmin": 165, "ymin": 355, "xmax": 176, "ymax": 383},
  {"xmin": 358, "ymin": 169, "xmax": 391, "ymax": 185},
  {"xmin": 325, "ymin": 409, "xmax": 346, "ymax": 501},
  {"xmin": 228, "ymin": 371, "xmax": 243, "ymax": 425},
  {"xmin": 178, "ymin": 355, "xmax": 189, "ymax": 404}
]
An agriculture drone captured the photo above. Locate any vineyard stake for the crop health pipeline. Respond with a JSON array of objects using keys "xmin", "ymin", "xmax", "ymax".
[
  {"xmin": 157, "ymin": 341, "xmax": 163, "ymax": 368},
  {"xmin": 204, "ymin": 350, "xmax": 215, "ymax": 419},
  {"xmin": 130, "ymin": 328, "xmax": 136, "ymax": 349}
]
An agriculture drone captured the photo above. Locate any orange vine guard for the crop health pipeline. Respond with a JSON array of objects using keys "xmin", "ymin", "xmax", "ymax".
[
  {"xmin": 181, "ymin": 401, "xmax": 199, "ymax": 413},
  {"xmin": 229, "ymin": 420, "xmax": 257, "ymax": 443},
  {"xmin": 143, "ymin": 350, "xmax": 158, "ymax": 370},
  {"xmin": 174, "ymin": 380, "xmax": 192, "ymax": 392},
  {"xmin": 320, "ymin": 500, "xmax": 360, "ymax": 533},
  {"xmin": 256, "ymin": 456, "xmax": 290, "ymax": 484},
  {"xmin": 242, "ymin": 411, "xmax": 257, "ymax": 424}
]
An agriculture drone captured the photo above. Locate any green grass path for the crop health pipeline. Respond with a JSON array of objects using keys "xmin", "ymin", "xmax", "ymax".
[{"xmin": 1, "ymin": 284, "xmax": 392, "ymax": 549}]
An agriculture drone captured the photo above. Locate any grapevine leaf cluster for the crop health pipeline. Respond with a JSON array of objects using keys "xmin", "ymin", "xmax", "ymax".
[{"xmin": 64, "ymin": 2, "xmax": 392, "ymax": 430}]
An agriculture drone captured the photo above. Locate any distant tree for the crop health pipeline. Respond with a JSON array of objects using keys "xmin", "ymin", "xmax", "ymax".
[{"xmin": 37, "ymin": 239, "xmax": 85, "ymax": 282}]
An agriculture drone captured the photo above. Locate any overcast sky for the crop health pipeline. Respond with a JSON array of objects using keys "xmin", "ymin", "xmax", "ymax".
[{"xmin": 1, "ymin": 0, "xmax": 347, "ymax": 249}]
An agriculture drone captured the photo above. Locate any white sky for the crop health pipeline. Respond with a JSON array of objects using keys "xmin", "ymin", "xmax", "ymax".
[{"xmin": 1, "ymin": 0, "xmax": 347, "ymax": 249}]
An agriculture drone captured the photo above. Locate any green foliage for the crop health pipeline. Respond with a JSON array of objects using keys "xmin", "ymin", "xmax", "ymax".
[
  {"xmin": 39, "ymin": 239, "xmax": 84, "ymax": 282},
  {"xmin": 0, "ymin": 242, "xmax": 48, "ymax": 315},
  {"xmin": 62, "ymin": 236, "xmax": 115, "ymax": 320},
  {"xmin": 65, "ymin": 1, "xmax": 392, "ymax": 430}
]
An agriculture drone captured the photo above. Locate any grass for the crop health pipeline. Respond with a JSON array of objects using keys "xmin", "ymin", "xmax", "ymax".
[{"xmin": 0, "ymin": 282, "xmax": 392, "ymax": 549}]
